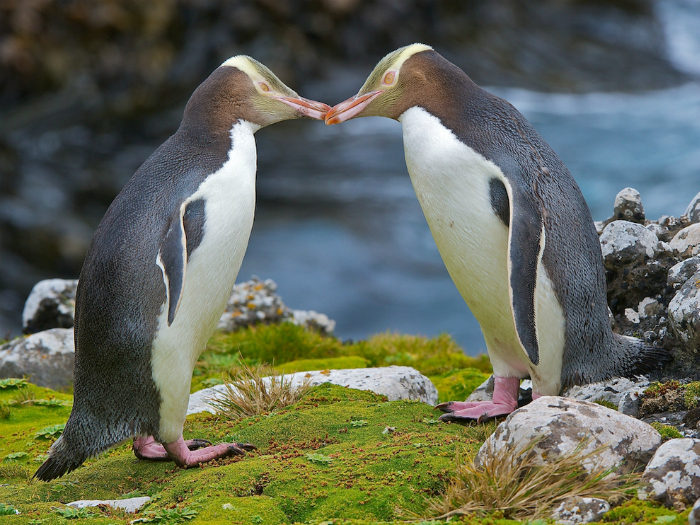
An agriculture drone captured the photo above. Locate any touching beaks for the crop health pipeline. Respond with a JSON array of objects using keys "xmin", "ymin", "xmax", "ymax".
[
  {"xmin": 275, "ymin": 96, "xmax": 331, "ymax": 120},
  {"xmin": 325, "ymin": 91, "xmax": 381, "ymax": 125}
]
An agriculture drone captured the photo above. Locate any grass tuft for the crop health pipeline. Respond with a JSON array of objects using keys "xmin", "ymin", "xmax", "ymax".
[
  {"xmin": 423, "ymin": 437, "xmax": 641, "ymax": 521},
  {"xmin": 650, "ymin": 422, "xmax": 684, "ymax": 441},
  {"xmin": 208, "ymin": 362, "xmax": 312, "ymax": 419}
]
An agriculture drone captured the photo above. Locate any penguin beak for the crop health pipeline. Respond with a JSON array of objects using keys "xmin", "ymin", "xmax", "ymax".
[
  {"xmin": 325, "ymin": 91, "xmax": 381, "ymax": 125},
  {"xmin": 275, "ymin": 96, "xmax": 331, "ymax": 120}
]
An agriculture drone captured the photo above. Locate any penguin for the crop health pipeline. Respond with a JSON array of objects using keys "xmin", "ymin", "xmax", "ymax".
[
  {"xmin": 34, "ymin": 56, "xmax": 330, "ymax": 481},
  {"xmin": 325, "ymin": 44, "xmax": 669, "ymax": 422}
]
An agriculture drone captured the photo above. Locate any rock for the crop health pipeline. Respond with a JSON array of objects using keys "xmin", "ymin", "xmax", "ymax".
[
  {"xmin": 552, "ymin": 496, "xmax": 610, "ymax": 524},
  {"xmin": 613, "ymin": 187, "xmax": 645, "ymax": 223},
  {"xmin": 669, "ymin": 224, "xmax": 700, "ymax": 258},
  {"xmin": 594, "ymin": 221, "xmax": 605, "ymax": 235},
  {"xmin": 637, "ymin": 297, "xmax": 662, "ymax": 319},
  {"xmin": 217, "ymin": 277, "xmax": 335, "ymax": 334},
  {"xmin": 0, "ymin": 328, "xmax": 74, "ymax": 389},
  {"xmin": 667, "ymin": 271, "xmax": 700, "ymax": 351},
  {"xmin": 685, "ymin": 191, "xmax": 700, "ymax": 224},
  {"xmin": 643, "ymin": 438, "xmax": 700, "ymax": 509},
  {"xmin": 22, "ymin": 278, "xmax": 78, "ymax": 334},
  {"xmin": 668, "ymin": 255, "xmax": 700, "ymax": 287},
  {"xmin": 66, "ymin": 496, "xmax": 151, "ymax": 513},
  {"xmin": 600, "ymin": 220, "xmax": 660, "ymax": 267},
  {"xmin": 476, "ymin": 397, "xmax": 661, "ymax": 475},
  {"xmin": 618, "ymin": 391, "xmax": 641, "ymax": 417},
  {"xmin": 562, "ymin": 376, "xmax": 649, "ymax": 409},
  {"xmin": 689, "ymin": 497, "xmax": 700, "ymax": 525},
  {"xmin": 646, "ymin": 222, "xmax": 669, "ymax": 241},
  {"xmin": 187, "ymin": 366, "xmax": 438, "ymax": 415}
]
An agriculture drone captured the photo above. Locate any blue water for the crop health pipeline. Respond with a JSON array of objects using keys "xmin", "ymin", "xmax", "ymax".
[{"xmin": 241, "ymin": 81, "xmax": 700, "ymax": 355}]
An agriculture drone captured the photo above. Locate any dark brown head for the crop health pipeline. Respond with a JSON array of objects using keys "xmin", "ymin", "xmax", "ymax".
[
  {"xmin": 182, "ymin": 55, "xmax": 330, "ymax": 134},
  {"xmin": 325, "ymin": 44, "xmax": 470, "ymax": 125}
]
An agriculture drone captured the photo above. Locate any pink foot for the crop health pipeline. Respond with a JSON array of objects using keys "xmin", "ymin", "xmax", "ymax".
[
  {"xmin": 133, "ymin": 436, "xmax": 212, "ymax": 461},
  {"xmin": 163, "ymin": 436, "xmax": 256, "ymax": 469},
  {"xmin": 438, "ymin": 376, "xmax": 520, "ymax": 423}
]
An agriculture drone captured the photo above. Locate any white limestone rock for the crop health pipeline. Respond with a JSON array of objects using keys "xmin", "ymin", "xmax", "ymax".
[
  {"xmin": 600, "ymin": 221, "xmax": 660, "ymax": 267},
  {"xmin": 642, "ymin": 438, "xmax": 700, "ymax": 509},
  {"xmin": 552, "ymin": 496, "xmax": 610, "ymax": 524},
  {"xmin": 669, "ymin": 224, "xmax": 700, "ymax": 258},
  {"xmin": 0, "ymin": 328, "xmax": 74, "ymax": 389},
  {"xmin": 613, "ymin": 187, "xmax": 645, "ymax": 223},
  {"xmin": 66, "ymin": 496, "xmax": 151, "ymax": 513},
  {"xmin": 563, "ymin": 376, "xmax": 649, "ymax": 411},
  {"xmin": 188, "ymin": 366, "xmax": 438, "ymax": 415},
  {"xmin": 685, "ymin": 191, "xmax": 700, "ymax": 224},
  {"xmin": 689, "ymin": 497, "xmax": 700, "ymax": 525},
  {"xmin": 476, "ymin": 397, "xmax": 661, "ymax": 475},
  {"xmin": 668, "ymin": 271, "xmax": 700, "ymax": 351},
  {"xmin": 22, "ymin": 278, "xmax": 78, "ymax": 334},
  {"xmin": 668, "ymin": 255, "xmax": 700, "ymax": 287}
]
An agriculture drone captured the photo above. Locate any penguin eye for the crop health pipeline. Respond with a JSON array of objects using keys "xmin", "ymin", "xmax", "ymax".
[
  {"xmin": 383, "ymin": 72, "xmax": 395, "ymax": 85},
  {"xmin": 259, "ymin": 82, "xmax": 270, "ymax": 92}
]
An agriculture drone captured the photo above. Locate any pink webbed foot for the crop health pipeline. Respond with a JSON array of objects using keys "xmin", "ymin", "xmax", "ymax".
[
  {"xmin": 163, "ymin": 436, "xmax": 257, "ymax": 469},
  {"xmin": 133, "ymin": 436, "xmax": 212, "ymax": 461},
  {"xmin": 438, "ymin": 376, "xmax": 520, "ymax": 424}
]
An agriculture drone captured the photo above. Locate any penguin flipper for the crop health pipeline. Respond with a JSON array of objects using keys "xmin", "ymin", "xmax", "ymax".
[
  {"xmin": 500, "ymin": 176, "xmax": 544, "ymax": 366},
  {"xmin": 158, "ymin": 208, "xmax": 188, "ymax": 326}
]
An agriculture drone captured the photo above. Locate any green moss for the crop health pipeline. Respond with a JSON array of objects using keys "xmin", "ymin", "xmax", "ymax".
[
  {"xmin": 594, "ymin": 399, "xmax": 618, "ymax": 410},
  {"xmin": 600, "ymin": 499, "xmax": 689, "ymax": 524},
  {"xmin": 430, "ymin": 368, "xmax": 491, "ymax": 403},
  {"xmin": 650, "ymin": 422, "xmax": 684, "ymax": 441},
  {"xmin": 275, "ymin": 356, "xmax": 369, "ymax": 374},
  {"xmin": 684, "ymin": 381, "xmax": 700, "ymax": 409},
  {"xmin": 643, "ymin": 380, "xmax": 681, "ymax": 399}
]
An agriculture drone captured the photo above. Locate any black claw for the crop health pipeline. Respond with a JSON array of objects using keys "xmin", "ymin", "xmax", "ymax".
[
  {"xmin": 435, "ymin": 402, "xmax": 454, "ymax": 413},
  {"xmin": 187, "ymin": 439, "xmax": 212, "ymax": 450},
  {"xmin": 235, "ymin": 442, "xmax": 257, "ymax": 452}
]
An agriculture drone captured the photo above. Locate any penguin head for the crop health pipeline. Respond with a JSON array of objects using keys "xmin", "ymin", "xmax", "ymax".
[
  {"xmin": 182, "ymin": 56, "xmax": 329, "ymax": 131},
  {"xmin": 325, "ymin": 43, "xmax": 436, "ymax": 125}
]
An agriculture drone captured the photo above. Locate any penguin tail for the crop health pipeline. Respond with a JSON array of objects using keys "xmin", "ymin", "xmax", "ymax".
[
  {"xmin": 33, "ymin": 435, "xmax": 88, "ymax": 481},
  {"xmin": 611, "ymin": 333, "xmax": 672, "ymax": 377}
]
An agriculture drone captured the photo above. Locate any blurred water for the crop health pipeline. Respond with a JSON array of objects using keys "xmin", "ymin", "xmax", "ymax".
[{"xmin": 244, "ymin": 80, "xmax": 700, "ymax": 355}]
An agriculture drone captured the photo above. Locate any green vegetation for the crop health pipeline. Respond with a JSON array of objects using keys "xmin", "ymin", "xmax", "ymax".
[
  {"xmin": 650, "ymin": 422, "xmax": 684, "ymax": 441},
  {"xmin": 594, "ymin": 399, "xmax": 618, "ymax": 410}
]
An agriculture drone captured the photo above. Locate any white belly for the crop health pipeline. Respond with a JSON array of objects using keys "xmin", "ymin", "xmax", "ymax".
[
  {"xmin": 152, "ymin": 121, "xmax": 259, "ymax": 442},
  {"xmin": 399, "ymin": 107, "xmax": 564, "ymax": 393}
]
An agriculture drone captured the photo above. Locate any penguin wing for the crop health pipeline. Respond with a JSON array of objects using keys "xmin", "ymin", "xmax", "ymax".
[
  {"xmin": 492, "ymin": 157, "xmax": 545, "ymax": 366},
  {"xmin": 158, "ymin": 207, "xmax": 188, "ymax": 326}
]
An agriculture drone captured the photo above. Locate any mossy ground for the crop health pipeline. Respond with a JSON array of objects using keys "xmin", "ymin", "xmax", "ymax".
[{"xmin": 0, "ymin": 325, "xmax": 690, "ymax": 523}]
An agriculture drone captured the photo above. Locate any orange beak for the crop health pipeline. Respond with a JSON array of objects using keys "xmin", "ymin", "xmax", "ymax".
[
  {"xmin": 325, "ymin": 91, "xmax": 382, "ymax": 125},
  {"xmin": 275, "ymin": 96, "xmax": 331, "ymax": 120}
]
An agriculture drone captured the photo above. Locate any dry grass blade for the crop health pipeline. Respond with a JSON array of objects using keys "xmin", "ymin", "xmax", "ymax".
[
  {"xmin": 207, "ymin": 362, "xmax": 312, "ymax": 419},
  {"xmin": 423, "ymin": 437, "xmax": 642, "ymax": 521}
]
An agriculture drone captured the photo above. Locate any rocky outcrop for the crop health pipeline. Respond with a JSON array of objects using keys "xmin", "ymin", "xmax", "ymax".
[
  {"xmin": 187, "ymin": 366, "xmax": 438, "ymax": 415},
  {"xmin": 0, "ymin": 328, "xmax": 74, "ymax": 389},
  {"xmin": 22, "ymin": 278, "xmax": 78, "ymax": 334},
  {"xmin": 551, "ymin": 497, "xmax": 611, "ymax": 525},
  {"xmin": 475, "ymin": 397, "xmax": 661, "ymax": 475},
  {"xmin": 642, "ymin": 438, "xmax": 700, "ymax": 510},
  {"xmin": 66, "ymin": 497, "xmax": 151, "ymax": 514}
]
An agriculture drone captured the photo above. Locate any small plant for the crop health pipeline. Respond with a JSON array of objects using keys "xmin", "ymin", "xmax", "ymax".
[
  {"xmin": 306, "ymin": 453, "xmax": 333, "ymax": 465},
  {"xmin": 684, "ymin": 381, "xmax": 700, "ymax": 409},
  {"xmin": 423, "ymin": 437, "xmax": 641, "ymax": 521},
  {"xmin": 12, "ymin": 388, "xmax": 36, "ymax": 406},
  {"xmin": 4, "ymin": 452, "xmax": 29, "ymax": 462},
  {"xmin": 130, "ymin": 507, "xmax": 198, "ymax": 523},
  {"xmin": 643, "ymin": 380, "xmax": 681, "ymax": 399},
  {"xmin": 0, "ymin": 378, "xmax": 28, "ymax": 389},
  {"xmin": 350, "ymin": 420, "xmax": 368, "ymax": 427},
  {"xmin": 594, "ymin": 399, "xmax": 618, "ymax": 410},
  {"xmin": 422, "ymin": 418, "xmax": 440, "ymax": 425},
  {"xmin": 35, "ymin": 423, "xmax": 65, "ymax": 439},
  {"xmin": 33, "ymin": 399, "xmax": 72, "ymax": 407},
  {"xmin": 0, "ymin": 503, "xmax": 20, "ymax": 515},
  {"xmin": 650, "ymin": 422, "xmax": 684, "ymax": 441},
  {"xmin": 53, "ymin": 506, "xmax": 95, "ymax": 519},
  {"xmin": 0, "ymin": 403, "xmax": 10, "ymax": 419},
  {"xmin": 208, "ymin": 361, "xmax": 311, "ymax": 419}
]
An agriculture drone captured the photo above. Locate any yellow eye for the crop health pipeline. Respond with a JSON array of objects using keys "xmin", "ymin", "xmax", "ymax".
[
  {"xmin": 259, "ymin": 83, "xmax": 270, "ymax": 92},
  {"xmin": 383, "ymin": 72, "xmax": 395, "ymax": 84}
]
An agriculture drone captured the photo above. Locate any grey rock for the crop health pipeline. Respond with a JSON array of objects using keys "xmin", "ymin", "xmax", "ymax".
[
  {"xmin": 685, "ymin": 191, "xmax": 700, "ymax": 224},
  {"xmin": 594, "ymin": 221, "xmax": 605, "ymax": 235},
  {"xmin": 646, "ymin": 223, "xmax": 669, "ymax": 240},
  {"xmin": 563, "ymin": 376, "xmax": 649, "ymax": 408},
  {"xmin": 689, "ymin": 497, "xmax": 700, "ymax": 525},
  {"xmin": 66, "ymin": 496, "xmax": 151, "ymax": 513},
  {"xmin": 637, "ymin": 297, "xmax": 662, "ymax": 319},
  {"xmin": 22, "ymin": 278, "xmax": 78, "ymax": 334},
  {"xmin": 643, "ymin": 438, "xmax": 700, "ymax": 509},
  {"xmin": 668, "ymin": 271, "xmax": 700, "ymax": 351},
  {"xmin": 618, "ymin": 391, "xmax": 641, "ymax": 417},
  {"xmin": 217, "ymin": 277, "xmax": 335, "ymax": 334},
  {"xmin": 188, "ymin": 366, "xmax": 438, "ymax": 415},
  {"xmin": 600, "ymin": 221, "xmax": 660, "ymax": 267},
  {"xmin": 476, "ymin": 397, "xmax": 661, "ymax": 475},
  {"xmin": 669, "ymin": 224, "xmax": 700, "ymax": 258},
  {"xmin": 0, "ymin": 328, "xmax": 74, "ymax": 389},
  {"xmin": 552, "ymin": 497, "xmax": 610, "ymax": 524},
  {"xmin": 613, "ymin": 187, "xmax": 645, "ymax": 223},
  {"xmin": 668, "ymin": 255, "xmax": 700, "ymax": 287}
]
